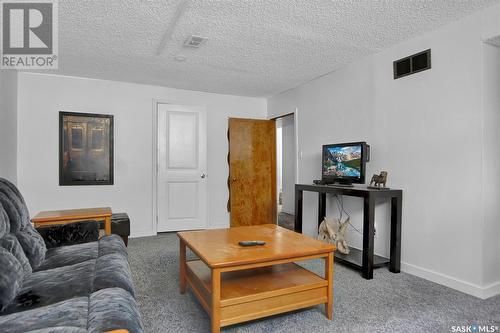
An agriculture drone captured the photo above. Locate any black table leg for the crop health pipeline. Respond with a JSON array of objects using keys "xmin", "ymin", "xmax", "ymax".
[
  {"xmin": 294, "ymin": 188, "xmax": 303, "ymax": 233},
  {"xmin": 390, "ymin": 195, "xmax": 402, "ymax": 273},
  {"xmin": 318, "ymin": 192, "xmax": 326, "ymax": 229},
  {"xmin": 362, "ymin": 196, "xmax": 375, "ymax": 279}
]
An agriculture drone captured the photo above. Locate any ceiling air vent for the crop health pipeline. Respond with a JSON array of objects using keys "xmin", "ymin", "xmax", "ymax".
[
  {"xmin": 394, "ymin": 49, "xmax": 431, "ymax": 79},
  {"xmin": 183, "ymin": 35, "xmax": 208, "ymax": 48}
]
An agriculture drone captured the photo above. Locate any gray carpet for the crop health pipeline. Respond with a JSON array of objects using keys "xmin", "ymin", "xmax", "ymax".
[
  {"xmin": 278, "ymin": 212, "xmax": 295, "ymax": 231},
  {"xmin": 129, "ymin": 233, "xmax": 500, "ymax": 333}
]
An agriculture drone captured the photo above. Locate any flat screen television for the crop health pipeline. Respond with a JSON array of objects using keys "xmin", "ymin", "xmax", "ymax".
[{"xmin": 322, "ymin": 141, "xmax": 369, "ymax": 185}]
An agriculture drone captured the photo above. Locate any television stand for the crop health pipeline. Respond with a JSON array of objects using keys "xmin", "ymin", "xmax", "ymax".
[{"xmin": 294, "ymin": 184, "xmax": 402, "ymax": 280}]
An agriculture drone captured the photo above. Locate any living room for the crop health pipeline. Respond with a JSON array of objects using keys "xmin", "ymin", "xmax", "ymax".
[{"xmin": 0, "ymin": 1, "xmax": 499, "ymax": 332}]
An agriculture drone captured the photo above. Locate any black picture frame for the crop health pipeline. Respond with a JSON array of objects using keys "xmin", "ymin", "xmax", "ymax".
[{"xmin": 59, "ymin": 111, "xmax": 114, "ymax": 186}]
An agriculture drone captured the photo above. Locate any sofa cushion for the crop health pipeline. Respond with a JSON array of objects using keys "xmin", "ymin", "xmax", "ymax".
[
  {"xmin": 36, "ymin": 242, "xmax": 98, "ymax": 272},
  {"xmin": 3, "ymin": 261, "xmax": 94, "ymax": 315},
  {"xmin": 0, "ymin": 288, "xmax": 143, "ymax": 333},
  {"xmin": 36, "ymin": 234, "xmax": 126, "ymax": 272},
  {"xmin": 3, "ymin": 251, "xmax": 134, "ymax": 314},
  {"xmin": 0, "ymin": 204, "xmax": 9, "ymax": 238},
  {"xmin": 0, "ymin": 247, "xmax": 24, "ymax": 311},
  {"xmin": 0, "ymin": 179, "xmax": 30, "ymax": 214},
  {"xmin": 98, "ymin": 234, "xmax": 127, "ymax": 257},
  {"xmin": 0, "ymin": 192, "xmax": 24, "ymax": 233},
  {"xmin": 88, "ymin": 288, "xmax": 143, "ymax": 333},
  {"xmin": 0, "ymin": 296, "xmax": 88, "ymax": 333},
  {"xmin": 15, "ymin": 223, "xmax": 47, "ymax": 270},
  {"xmin": 94, "ymin": 253, "xmax": 135, "ymax": 297},
  {"xmin": 0, "ymin": 180, "xmax": 30, "ymax": 231},
  {"xmin": 0, "ymin": 234, "xmax": 32, "ymax": 276},
  {"xmin": 25, "ymin": 328, "xmax": 87, "ymax": 333}
]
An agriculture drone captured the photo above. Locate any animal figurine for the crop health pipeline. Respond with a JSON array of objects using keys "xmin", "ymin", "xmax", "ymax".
[
  {"xmin": 370, "ymin": 171, "xmax": 388, "ymax": 187},
  {"xmin": 318, "ymin": 216, "xmax": 350, "ymax": 254}
]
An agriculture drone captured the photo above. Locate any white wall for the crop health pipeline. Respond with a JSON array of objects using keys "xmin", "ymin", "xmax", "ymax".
[
  {"xmin": 268, "ymin": 4, "xmax": 500, "ymax": 298},
  {"xmin": 0, "ymin": 70, "xmax": 18, "ymax": 183},
  {"xmin": 482, "ymin": 42, "xmax": 500, "ymax": 297},
  {"xmin": 281, "ymin": 114, "xmax": 295, "ymax": 214},
  {"xmin": 17, "ymin": 73, "xmax": 267, "ymax": 237}
]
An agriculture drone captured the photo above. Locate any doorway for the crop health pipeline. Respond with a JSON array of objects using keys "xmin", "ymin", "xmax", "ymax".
[
  {"xmin": 155, "ymin": 103, "xmax": 208, "ymax": 232},
  {"xmin": 276, "ymin": 114, "xmax": 296, "ymax": 230}
]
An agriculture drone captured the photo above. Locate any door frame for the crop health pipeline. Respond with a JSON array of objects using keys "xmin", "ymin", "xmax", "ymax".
[
  {"xmin": 152, "ymin": 99, "xmax": 208, "ymax": 234},
  {"xmin": 271, "ymin": 108, "xmax": 300, "ymax": 212}
]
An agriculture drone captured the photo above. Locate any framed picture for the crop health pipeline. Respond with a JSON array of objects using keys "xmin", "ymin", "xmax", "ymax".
[{"xmin": 59, "ymin": 111, "xmax": 114, "ymax": 185}]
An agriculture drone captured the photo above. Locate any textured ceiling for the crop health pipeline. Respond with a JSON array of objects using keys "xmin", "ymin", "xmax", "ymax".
[{"xmin": 37, "ymin": 0, "xmax": 500, "ymax": 97}]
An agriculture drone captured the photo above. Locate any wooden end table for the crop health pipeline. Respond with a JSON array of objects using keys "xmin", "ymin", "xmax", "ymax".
[
  {"xmin": 177, "ymin": 224, "xmax": 335, "ymax": 333},
  {"xmin": 32, "ymin": 207, "xmax": 113, "ymax": 235}
]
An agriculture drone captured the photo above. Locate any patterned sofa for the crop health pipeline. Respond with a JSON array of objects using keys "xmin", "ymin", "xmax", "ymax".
[{"xmin": 0, "ymin": 178, "xmax": 143, "ymax": 333}]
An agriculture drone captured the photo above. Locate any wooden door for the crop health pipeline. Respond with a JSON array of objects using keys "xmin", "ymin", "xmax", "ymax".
[
  {"xmin": 157, "ymin": 104, "xmax": 208, "ymax": 232},
  {"xmin": 229, "ymin": 118, "xmax": 277, "ymax": 226}
]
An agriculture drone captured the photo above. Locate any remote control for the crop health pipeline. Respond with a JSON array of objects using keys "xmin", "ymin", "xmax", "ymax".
[{"xmin": 238, "ymin": 241, "xmax": 266, "ymax": 247}]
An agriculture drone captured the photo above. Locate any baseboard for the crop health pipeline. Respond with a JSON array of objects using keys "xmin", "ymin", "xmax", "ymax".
[
  {"xmin": 131, "ymin": 223, "xmax": 228, "ymax": 237},
  {"xmin": 129, "ymin": 231, "xmax": 157, "ymax": 239},
  {"xmin": 482, "ymin": 281, "xmax": 500, "ymax": 299},
  {"xmin": 401, "ymin": 262, "xmax": 500, "ymax": 299},
  {"xmin": 208, "ymin": 223, "xmax": 229, "ymax": 229}
]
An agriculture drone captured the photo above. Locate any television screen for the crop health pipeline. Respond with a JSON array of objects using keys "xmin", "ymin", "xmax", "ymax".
[{"xmin": 323, "ymin": 145, "xmax": 362, "ymax": 178}]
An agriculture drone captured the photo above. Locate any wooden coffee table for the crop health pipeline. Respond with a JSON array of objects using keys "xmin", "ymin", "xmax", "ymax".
[
  {"xmin": 32, "ymin": 207, "xmax": 112, "ymax": 235},
  {"xmin": 177, "ymin": 224, "xmax": 335, "ymax": 333}
]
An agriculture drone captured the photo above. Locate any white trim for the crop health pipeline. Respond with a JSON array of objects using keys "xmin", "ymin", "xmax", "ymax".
[
  {"xmin": 479, "ymin": 40, "xmax": 487, "ymax": 299},
  {"xmin": 401, "ymin": 261, "xmax": 500, "ymax": 299},
  {"xmin": 209, "ymin": 223, "xmax": 228, "ymax": 230},
  {"xmin": 152, "ymin": 99, "xmax": 159, "ymax": 235},
  {"xmin": 267, "ymin": 108, "xmax": 299, "ymax": 184},
  {"xmin": 482, "ymin": 281, "xmax": 500, "ymax": 299},
  {"xmin": 129, "ymin": 231, "xmax": 157, "ymax": 239},
  {"xmin": 273, "ymin": 109, "xmax": 299, "ymax": 217},
  {"xmin": 294, "ymin": 107, "xmax": 299, "ymax": 184}
]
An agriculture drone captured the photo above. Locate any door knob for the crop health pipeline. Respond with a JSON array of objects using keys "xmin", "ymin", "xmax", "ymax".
[{"xmin": 201, "ymin": 173, "xmax": 207, "ymax": 179}]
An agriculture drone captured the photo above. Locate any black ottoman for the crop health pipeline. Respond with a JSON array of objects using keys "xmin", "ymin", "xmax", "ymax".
[{"xmin": 99, "ymin": 213, "xmax": 130, "ymax": 246}]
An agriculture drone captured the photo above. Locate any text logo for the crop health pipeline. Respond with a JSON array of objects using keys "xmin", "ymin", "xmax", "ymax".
[
  {"xmin": 451, "ymin": 325, "xmax": 499, "ymax": 333},
  {"xmin": 1, "ymin": 0, "xmax": 58, "ymax": 69}
]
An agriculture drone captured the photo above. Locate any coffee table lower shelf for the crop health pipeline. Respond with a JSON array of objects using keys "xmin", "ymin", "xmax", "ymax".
[{"xmin": 185, "ymin": 260, "xmax": 329, "ymax": 328}]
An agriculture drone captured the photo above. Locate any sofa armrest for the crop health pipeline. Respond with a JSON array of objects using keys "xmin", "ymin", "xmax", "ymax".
[{"xmin": 36, "ymin": 220, "xmax": 99, "ymax": 249}]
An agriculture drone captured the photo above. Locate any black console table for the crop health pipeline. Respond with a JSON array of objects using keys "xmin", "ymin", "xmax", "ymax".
[{"xmin": 294, "ymin": 184, "xmax": 402, "ymax": 279}]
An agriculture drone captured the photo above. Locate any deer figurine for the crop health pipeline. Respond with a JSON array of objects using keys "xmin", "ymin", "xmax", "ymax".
[{"xmin": 318, "ymin": 216, "xmax": 350, "ymax": 254}]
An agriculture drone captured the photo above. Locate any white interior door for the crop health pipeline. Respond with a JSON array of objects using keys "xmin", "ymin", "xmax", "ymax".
[{"xmin": 157, "ymin": 103, "xmax": 207, "ymax": 232}]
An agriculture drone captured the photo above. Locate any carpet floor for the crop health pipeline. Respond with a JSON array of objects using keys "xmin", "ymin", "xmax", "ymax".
[
  {"xmin": 278, "ymin": 212, "xmax": 295, "ymax": 231},
  {"xmin": 128, "ymin": 233, "xmax": 500, "ymax": 333}
]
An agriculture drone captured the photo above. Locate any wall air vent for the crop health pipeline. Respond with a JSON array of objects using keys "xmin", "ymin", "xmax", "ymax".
[
  {"xmin": 183, "ymin": 35, "xmax": 208, "ymax": 48},
  {"xmin": 394, "ymin": 49, "xmax": 431, "ymax": 79}
]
